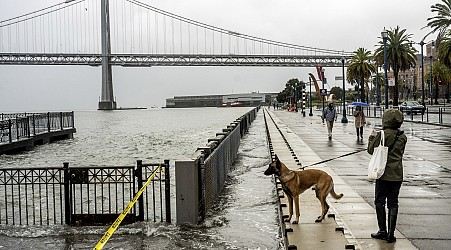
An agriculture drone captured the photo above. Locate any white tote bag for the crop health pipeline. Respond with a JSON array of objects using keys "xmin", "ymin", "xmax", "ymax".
[{"xmin": 368, "ymin": 130, "xmax": 388, "ymax": 180}]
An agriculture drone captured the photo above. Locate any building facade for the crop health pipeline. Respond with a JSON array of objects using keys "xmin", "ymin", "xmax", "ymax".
[{"xmin": 165, "ymin": 92, "xmax": 274, "ymax": 108}]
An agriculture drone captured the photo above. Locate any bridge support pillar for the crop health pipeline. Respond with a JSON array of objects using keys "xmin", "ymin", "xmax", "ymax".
[{"xmin": 98, "ymin": 0, "xmax": 116, "ymax": 110}]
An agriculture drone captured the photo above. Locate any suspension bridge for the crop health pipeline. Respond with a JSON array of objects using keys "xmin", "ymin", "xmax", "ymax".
[{"xmin": 0, "ymin": 0, "xmax": 352, "ymax": 110}]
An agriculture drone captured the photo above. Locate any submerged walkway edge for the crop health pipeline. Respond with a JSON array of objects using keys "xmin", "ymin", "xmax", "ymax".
[{"xmin": 263, "ymin": 108, "xmax": 417, "ymax": 250}]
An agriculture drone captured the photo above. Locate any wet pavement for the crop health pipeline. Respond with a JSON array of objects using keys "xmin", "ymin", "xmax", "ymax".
[{"xmin": 265, "ymin": 107, "xmax": 451, "ymax": 250}]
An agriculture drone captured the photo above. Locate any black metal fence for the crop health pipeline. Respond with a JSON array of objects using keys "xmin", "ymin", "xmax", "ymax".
[
  {"xmin": 0, "ymin": 112, "xmax": 75, "ymax": 143},
  {"xmin": 197, "ymin": 107, "xmax": 258, "ymax": 221},
  {"xmin": 175, "ymin": 107, "xmax": 259, "ymax": 224},
  {"xmin": 0, "ymin": 160, "xmax": 170, "ymax": 226},
  {"xmin": 336, "ymin": 105, "xmax": 449, "ymax": 125}
]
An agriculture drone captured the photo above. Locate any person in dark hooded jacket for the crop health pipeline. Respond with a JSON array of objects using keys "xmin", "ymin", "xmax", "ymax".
[
  {"xmin": 321, "ymin": 101, "xmax": 337, "ymax": 140},
  {"xmin": 367, "ymin": 109, "xmax": 407, "ymax": 243}
]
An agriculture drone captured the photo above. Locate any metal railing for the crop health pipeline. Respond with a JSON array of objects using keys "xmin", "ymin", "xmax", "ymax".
[
  {"xmin": 198, "ymin": 108, "xmax": 257, "ymax": 221},
  {"xmin": 0, "ymin": 160, "xmax": 170, "ymax": 226},
  {"xmin": 335, "ymin": 105, "xmax": 450, "ymax": 125},
  {"xmin": 175, "ymin": 107, "xmax": 259, "ymax": 224},
  {"xmin": 0, "ymin": 112, "xmax": 75, "ymax": 143}
]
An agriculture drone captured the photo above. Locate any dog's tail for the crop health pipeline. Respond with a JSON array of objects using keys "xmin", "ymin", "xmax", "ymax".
[{"xmin": 330, "ymin": 184, "xmax": 343, "ymax": 200}]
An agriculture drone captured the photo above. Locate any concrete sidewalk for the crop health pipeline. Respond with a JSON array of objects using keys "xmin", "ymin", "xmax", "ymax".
[{"xmin": 264, "ymin": 108, "xmax": 419, "ymax": 250}]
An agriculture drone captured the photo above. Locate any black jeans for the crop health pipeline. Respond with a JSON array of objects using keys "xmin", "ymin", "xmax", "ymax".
[
  {"xmin": 374, "ymin": 179, "xmax": 402, "ymax": 209},
  {"xmin": 356, "ymin": 127, "xmax": 363, "ymax": 137}
]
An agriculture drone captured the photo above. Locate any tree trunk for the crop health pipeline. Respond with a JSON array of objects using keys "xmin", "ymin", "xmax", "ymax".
[
  {"xmin": 360, "ymin": 76, "xmax": 366, "ymax": 102},
  {"xmin": 394, "ymin": 73, "xmax": 399, "ymax": 107},
  {"xmin": 434, "ymin": 82, "xmax": 439, "ymax": 104}
]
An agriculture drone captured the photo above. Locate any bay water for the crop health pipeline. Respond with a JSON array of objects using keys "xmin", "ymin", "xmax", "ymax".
[{"xmin": 0, "ymin": 107, "xmax": 282, "ymax": 249}]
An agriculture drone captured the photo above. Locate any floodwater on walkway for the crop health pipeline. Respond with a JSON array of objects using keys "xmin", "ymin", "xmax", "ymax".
[{"xmin": 0, "ymin": 108, "xmax": 282, "ymax": 249}]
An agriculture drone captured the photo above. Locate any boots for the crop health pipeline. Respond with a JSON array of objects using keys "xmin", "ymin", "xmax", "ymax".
[
  {"xmin": 371, "ymin": 204, "xmax": 387, "ymax": 240},
  {"xmin": 387, "ymin": 207, "xmax": 398, "ymax": 243}
]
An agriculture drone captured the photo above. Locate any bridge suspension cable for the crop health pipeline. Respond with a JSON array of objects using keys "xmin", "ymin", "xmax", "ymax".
[
  {"xmin": 125, "ymin": 0, "xmax": 351, "ymax": 56},
  {"xmin": 0, "ymin": 0, "xmax": 100, "ymax": 54},
  {"xmin": 0, "ymin": 0, "xmax": 352, "ymax": 57}
]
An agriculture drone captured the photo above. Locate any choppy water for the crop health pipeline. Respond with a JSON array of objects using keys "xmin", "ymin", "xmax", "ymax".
[{"xmin": 0, "ymin": 107, "xmax": 282, "ymax": 249}]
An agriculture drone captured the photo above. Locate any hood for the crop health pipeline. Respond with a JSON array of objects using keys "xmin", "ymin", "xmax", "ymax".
[{"xmin": 382, "ymin": 109, "xmax": 404, "ymax": 128}]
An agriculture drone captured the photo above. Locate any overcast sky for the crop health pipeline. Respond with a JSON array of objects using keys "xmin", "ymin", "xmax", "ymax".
[{"xmin": 0, "ymin": 0, "xmax": 438, "ymax": 111}]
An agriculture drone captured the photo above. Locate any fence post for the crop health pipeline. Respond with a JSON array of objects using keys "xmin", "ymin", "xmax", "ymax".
[
  {"xmin": 164, "ymin": 159, "xmax": 171, "ymax": 223},
  {"xmin": 26, "ymin": 116, "xmax": 31, "ymax": 138},
  {"xmin": 8, "ymin": 119, "xmax": 12, "ymax": 143},
  {"xmin": 175, "ymin": 158, "xmax": 200, "ymax": 225},
  {"xmin": 136, "ymin": 160, "xmax": 144, "ymax": 222},
  {"xmin": 47, "ymin": 112, "xmax": 51, "ymax": 132},
  {"xmin": 15, "ymin": 119, "xmax": 19, "ymax": 141},
  {"xmin": 439, "ymin": 108, "xmax": 443, "ymax": 124},
  {"xmin": 32, "ymin": 114, "xmax": 36, "ymax": 135},
  {"xmin": 63, "ymin": 162, "xmax": 71, "ymax": 225},
  {"xmin": 60, "ymin": 112, "xmax": 63, "ymax": 130},
  {"xmin": 71, "ymin": 111, "xmax": 75, "ymax": 128}
]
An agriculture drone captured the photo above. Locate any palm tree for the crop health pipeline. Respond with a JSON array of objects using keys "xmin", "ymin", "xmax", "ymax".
[
  {"xmin": 374, "ymin": 26, "xmax": 417, "ymax": 106},
  {"xmin": 438, "ymin": 30, "xmax": 451, "ymax": 67},
  {"xmin": 438, "ymin": 31, "xmax": 451, "ymax": 102},
  {"xmin": 346, "ymin": 48, "xmax": 375, "ymax": 103},
  {"xmin": 427, "ymin": 0, "xmax": 451, "ymax": 34},
  {"xmin": 426, "ymin": 61, "xmax": 451, "ymax": 104}
]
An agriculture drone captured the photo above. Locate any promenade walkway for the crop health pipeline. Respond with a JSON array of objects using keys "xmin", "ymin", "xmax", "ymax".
[{"xmin": 264, "ymin": 107, "xmax": 451, "ymax": 250}]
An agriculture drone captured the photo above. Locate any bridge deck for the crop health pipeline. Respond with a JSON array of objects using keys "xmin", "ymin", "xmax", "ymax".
[{"xmin": 0, "ymin": 53, "xmax": 351, "ymax": 67}]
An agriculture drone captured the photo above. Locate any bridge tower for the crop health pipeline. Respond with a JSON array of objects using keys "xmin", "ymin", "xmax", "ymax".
[{"xmin": 98, "ymin": 0, "xmax": 116, "ymax": 110}]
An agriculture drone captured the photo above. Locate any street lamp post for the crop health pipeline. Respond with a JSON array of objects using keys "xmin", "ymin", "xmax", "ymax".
[
  {"xmin": 430, "ymin": 57, "xmax": 432, "ymax": 105},
  {"xmin": 381, "ymin": 29, "xmax": 389, "ymax": 109},
  {"xmin": 309, "ymin": 77, "xmax": 313, "ymax": 116},
  {"xmin": 322, "ymin": 68, "xmax": 325, "ymax": 112},
  {"xmin": 430, "ymin": 40, "xmax": 435, "ymax": 105},
  {"xmin": 294, "ymin": 84, "xmax": 298, "ymax": 112},
  {"xmin": 420, "ymin": 41, "xmax": 425, "ymax": 106},
  {"xmin": 376, "ymin": 66, "xmax": 380, "ymax": 106},
  {"xmin": 341, "ymin": 57, "xmax": 348, "ymax": 123},
  {"xmin": 418, "ymin": 31, "xmax": 434, "ymax": 107}
]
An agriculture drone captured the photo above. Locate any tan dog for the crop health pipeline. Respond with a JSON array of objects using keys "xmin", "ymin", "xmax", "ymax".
[{"xmin": 264, "ymin": 154, "xmax": 343, "ymax": 223}]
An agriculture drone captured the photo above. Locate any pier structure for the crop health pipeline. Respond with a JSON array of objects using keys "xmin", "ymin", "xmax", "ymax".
[{"xmin": 0, "ymin": 112, "xmax": 76, "ymax": 154}]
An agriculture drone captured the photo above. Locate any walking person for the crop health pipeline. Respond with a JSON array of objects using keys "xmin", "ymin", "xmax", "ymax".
[
  {"xmin": 367, "ymin": 109, "xmax": 407, "ymax": 243},
  {"xmin": 321, "ymin": 101, "xmax": 337, "ymax": 140},
  {"xmin": 353, "ymin": 106, "xmax": 366, "ymax": 140}
]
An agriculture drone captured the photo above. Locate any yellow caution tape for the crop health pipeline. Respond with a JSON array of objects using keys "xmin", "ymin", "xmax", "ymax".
[{"xmin": 93, "ymin": 165, "xmax": 161, "ymax": 250}]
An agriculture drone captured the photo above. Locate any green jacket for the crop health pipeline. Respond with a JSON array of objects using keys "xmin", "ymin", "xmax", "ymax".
[{"xmin": 368, "ymin": 128, "xmax": 407, "ymax": 181}]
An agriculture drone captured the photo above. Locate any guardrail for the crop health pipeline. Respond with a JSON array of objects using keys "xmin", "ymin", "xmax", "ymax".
[
  {"xmin": 0, "ymin": 112, "xmax": 76, "ymax": 154},
  {"xmin": 0, "ymin": 160, "xmax": 170, "ymax": 226},
  {"xmin": 335, "ymin": 105, "xmax": 450, "ymax": 125},
  {"xmin": 1, "ymin": 112, "xmax": 74, "ymax": 142},
  {"xmin": 175, "ymin": 107, "xmax": 259, "ymax": 224}
]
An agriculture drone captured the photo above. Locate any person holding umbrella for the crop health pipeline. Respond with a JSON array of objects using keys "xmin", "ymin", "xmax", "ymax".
[{"xmin": 353, "ymin": 106, "xmax": 366, "ymax": 140}]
